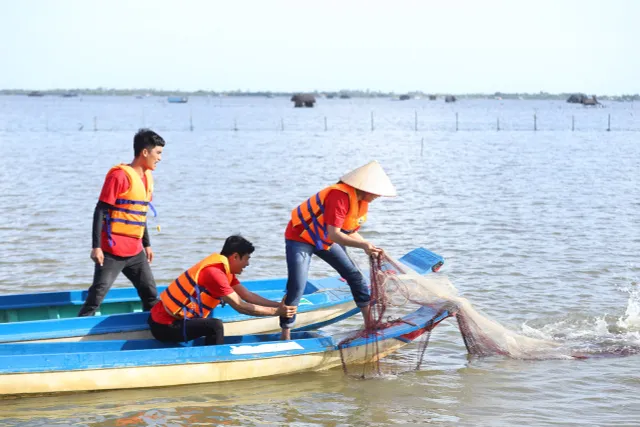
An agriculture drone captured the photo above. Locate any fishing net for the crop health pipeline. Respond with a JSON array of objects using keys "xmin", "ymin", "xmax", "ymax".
[
  {"xmin": 339, "ymin": 252, "xmax": 572, "ymax": 378},
  {"xmin": 338, "ymin": 253, "xmax": 454, "ymax": 378}
]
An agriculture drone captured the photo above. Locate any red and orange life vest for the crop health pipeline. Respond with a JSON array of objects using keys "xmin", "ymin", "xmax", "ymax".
[
  {"xmin": 290, "ymin": 183, "xmax": 368, "ymax": 250},
  {"xmin": 160, "ymin": 253, "xmax": 235, "ymax": 319},
  {"xmin": 104, "ymin": 164, "xmax": 154, "ymax": 241}
]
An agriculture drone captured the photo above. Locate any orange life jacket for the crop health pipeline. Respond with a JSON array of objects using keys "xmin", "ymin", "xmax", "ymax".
[
  {"xmin": 290, "ymin": 183, "xmax": 368, "ymax": 250},
  {"xmin": 160, "ymin": 253, "xmax": 235, "ymax": 319},
  {"xmin": 104, "ymin": 164, "xmax": 154, "ymax": 242}
]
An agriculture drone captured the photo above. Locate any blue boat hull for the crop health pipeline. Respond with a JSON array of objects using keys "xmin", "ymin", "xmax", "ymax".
[
  {"xmin": 0, "ymin": 276, "xmax": 357, "ymax": 343},
  {"xmin": 0, "ymin": 304, "xmax": 453, "ymax": 396}
]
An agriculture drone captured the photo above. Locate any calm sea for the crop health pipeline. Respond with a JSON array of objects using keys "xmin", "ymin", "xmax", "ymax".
[{"xmin": 0, "ymin": 95, "xmax": 639, "ymax": 426}]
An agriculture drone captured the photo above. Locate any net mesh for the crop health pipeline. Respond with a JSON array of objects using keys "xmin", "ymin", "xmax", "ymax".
[
  {"xmin": 338, "ymin": 253, "xmax": 451, "ymax": 378},
  {"xmin": 338, "ymin": 252, "xmax": 573, "ymax": 378}
]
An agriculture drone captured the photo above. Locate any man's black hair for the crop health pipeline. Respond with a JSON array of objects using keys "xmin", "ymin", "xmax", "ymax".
[
  {"xmin": 221, "ymin": 235, "xmax": 255, "ymax": 258},
  {"xmin": 134, "ymin": 128, "xmax": 165, "ymax": 157}
]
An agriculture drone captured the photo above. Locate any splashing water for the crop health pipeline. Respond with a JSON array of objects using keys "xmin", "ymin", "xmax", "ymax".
[
  {"xmin": 340, "ymin": 253, "xmax": 640, "ymax": 373},
  {"xmin": 617, "ymin": 288, "xmax": 640, "ymax": 330}
]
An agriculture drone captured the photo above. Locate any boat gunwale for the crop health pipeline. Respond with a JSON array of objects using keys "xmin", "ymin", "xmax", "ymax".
[{"xmin": 0, "ymin": 297, "xmax": 358, "ymax": 342}]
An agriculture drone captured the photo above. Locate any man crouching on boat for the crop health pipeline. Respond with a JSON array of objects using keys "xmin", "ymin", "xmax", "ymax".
[
  {"xmin": 280, "ymin": 160, "xmax": 397, "ymax": 341},
  {"xmin": 148, "ymin": 235, "xmax": 296, "ymax": 345}
]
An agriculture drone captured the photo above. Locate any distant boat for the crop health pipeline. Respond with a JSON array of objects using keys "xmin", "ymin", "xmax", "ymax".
[
  {"xmin": 27, "ymin": 91, "xmax": 44, "ymax": 97},
  {"xmin": 61, "ymin": 92, "xmax": 79, "ymax": 98},
  {"xmin": 167, "ymin": 96, "xmax": 188, "ymax": 104}
]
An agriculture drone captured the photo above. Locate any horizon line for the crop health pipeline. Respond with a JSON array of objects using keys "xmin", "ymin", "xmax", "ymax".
[{"xmin": 1, "ymin": 88, "xmax": 639, "ymax": 97}]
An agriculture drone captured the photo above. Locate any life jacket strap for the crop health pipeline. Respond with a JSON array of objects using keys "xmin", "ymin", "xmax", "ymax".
[
  {"xmin": 296, "ymin": 192, "xmax": 332, "ymax": 250},
  {"xmin": 115, "ymin": 198, "xmax": 149, "ymax": 206},
  {"xmin": 109, "ymin": 206, "xmax": 148, "ymax": 216}
]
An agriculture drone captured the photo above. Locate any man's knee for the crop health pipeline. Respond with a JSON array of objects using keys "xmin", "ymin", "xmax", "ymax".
[
  {"xmin": 345, "ymin": 274, "xmax": 370, "ymax": 307},
  {"xmin": 142, "ymin": 298, "xmax": 159, "ymax": 311}
]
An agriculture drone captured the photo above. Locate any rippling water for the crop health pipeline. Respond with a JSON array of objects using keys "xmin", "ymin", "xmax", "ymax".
[{"xmin": 0, "ymin": 96, "xmax": 639, "ymax": 426}]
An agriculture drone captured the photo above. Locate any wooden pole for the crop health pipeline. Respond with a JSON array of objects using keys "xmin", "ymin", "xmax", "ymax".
[
  {"xmin": 189, "ymin": 111, "xmax": 194, "ymax": 131},
  {"xmin": 455, "ymin": 113, "xmax": 458, "ymax": 131},
  {"xmin": 371, "ymin": 111, "xmax": 374, "ymax": 131},
  {"xmin": 281, "ymin": 118, "xmax": 284, "ymax": 131},
  {"xmin": 497, "ymin": 117, "xmax": 500, "ymax": 131},
  {"xmin": 607, "ymin": 114, "xmax": 611, "ymax": 132},
  {"xmin": 414, "ymin": 110, "xmax": 418, "ymax": 132},
  {"xmin": 420, "ymin": 137, "xmax": 424, "ymax": 156},
  {"xmin": 534, "ymin": 113, "xmax": 537, "ymax": 131},
  {"xmin": 234, "ymin": 119, "xmax": 238, "ymax": 132},
  {"xmin": 572, "ymin": 115, "xmax": 575, "ymax": 131},
  {"xmin": 324, "ymin": 116, "xmax": 327, "ymax": 131}
]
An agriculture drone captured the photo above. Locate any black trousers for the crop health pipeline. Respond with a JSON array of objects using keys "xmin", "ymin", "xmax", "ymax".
[
  {"xmin": 148, "ymin": 316, "xmax": 225, "ymax": 345},
  {"xmin": 78, "ymin": 250, "xmax": 158, "ymax": 316}
]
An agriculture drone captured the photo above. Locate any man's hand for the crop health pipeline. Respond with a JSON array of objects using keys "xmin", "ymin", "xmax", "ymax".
[
  {"xmin": 276, "ymin": 297, "xmax": 297, "ymax": 318},
  {"xmin": 362, "ymin": 241, "xmax": 383, "ymax": 257},
  {"xmin": 144, "ymin": 246, "xmax": 154, "ymax": 264},
  {"xmin": 90, "ymin": 248, "xmax": 104, "ymax": 266}
]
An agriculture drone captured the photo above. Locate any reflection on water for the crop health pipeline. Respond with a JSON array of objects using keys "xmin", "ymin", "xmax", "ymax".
[{"xmin": 0, "ymin": 374, "xmax": 349, "ymax": 426}]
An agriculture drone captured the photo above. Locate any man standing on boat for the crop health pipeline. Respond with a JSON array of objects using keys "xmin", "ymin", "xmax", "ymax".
[
  {"xmin": 280, "ymin": 160, "xmax": 397, "ymax": 340},
  {"xmin": 148, "ymin": 235, "xmax": 296, "ymax": 345},
  {"xmin": 78, "ymin": 129, "xmax": 165, "ymax": 316}
]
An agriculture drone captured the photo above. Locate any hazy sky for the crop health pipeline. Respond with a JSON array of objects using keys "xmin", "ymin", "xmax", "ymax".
[{"xmin": 1, "ymin": 0, "xmax": 637, "ymax": 94}]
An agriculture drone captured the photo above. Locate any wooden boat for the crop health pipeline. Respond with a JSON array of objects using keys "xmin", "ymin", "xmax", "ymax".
[
  {"xmin": 0, "ymin": 303, "xmax": 453, "ymax": 396},
  {"xmin": 0, "ymin": 277, "xmax": 358, "ymax": 343},
  {"xmin": 0, "ymin": 277, "xmax": 350, "ymax": 323},
  {"xmin": 0, "ymin": 248, "xmax": 444, "ymax": 343}
]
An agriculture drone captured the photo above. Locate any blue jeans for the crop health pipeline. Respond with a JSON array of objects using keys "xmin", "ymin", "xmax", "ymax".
[{"xmin": 280, "ymin": 239, "xmax": 370, "ymax": 329}]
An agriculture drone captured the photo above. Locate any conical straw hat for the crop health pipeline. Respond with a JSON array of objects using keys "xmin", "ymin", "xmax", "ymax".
[{"xmin": 340, "ymin": 160, "xmax": 397, "ymax": 197}]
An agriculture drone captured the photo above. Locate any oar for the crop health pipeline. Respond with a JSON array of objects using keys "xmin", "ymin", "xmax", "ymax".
[{"xmin": 398, "ymin": 247, "xmax": 444, "ymax": 274}]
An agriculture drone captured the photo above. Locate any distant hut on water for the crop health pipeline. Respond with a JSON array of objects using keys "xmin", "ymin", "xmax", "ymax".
[
  {"xmin": 291, "ymin": 93, "xmax": 316, "ymax": 108},
  {"xmin": 567, "ymin": 93, "xmax": 600, "ymax": 106},
  {"xmin": 445, "ymin": 95, "xmax": 457, "ymax": 103}
]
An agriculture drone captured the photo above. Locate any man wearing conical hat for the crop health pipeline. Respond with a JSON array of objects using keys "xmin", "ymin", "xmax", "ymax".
[{"xmin": 281, "ymin": 160, "xmax": 397, "ymax": 340}]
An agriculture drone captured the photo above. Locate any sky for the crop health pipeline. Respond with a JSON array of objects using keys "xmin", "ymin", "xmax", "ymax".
[{"xmin": 1, "ymin": 0, "xmax": 638, "ymax": 94}]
